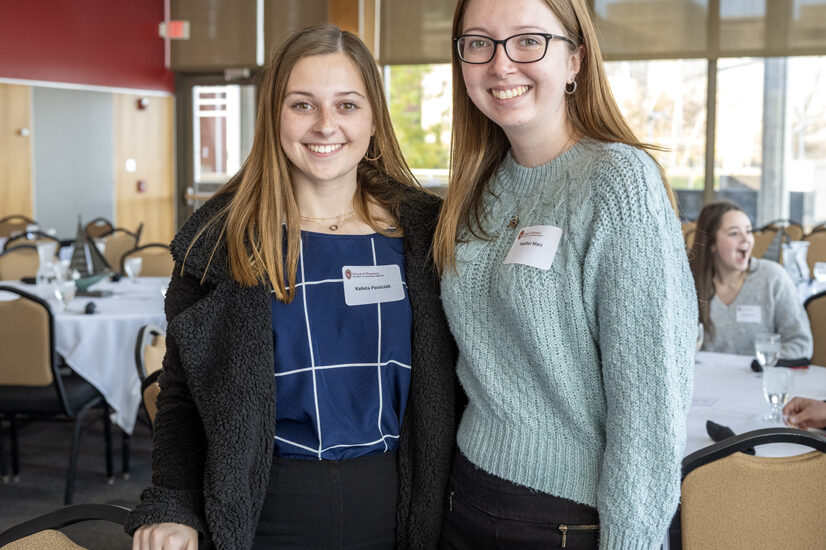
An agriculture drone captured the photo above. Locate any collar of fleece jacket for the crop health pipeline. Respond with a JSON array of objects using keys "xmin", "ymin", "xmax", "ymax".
[{"xmin": 170, "ymin": 178, "xmax": 442, "ymax": 287}]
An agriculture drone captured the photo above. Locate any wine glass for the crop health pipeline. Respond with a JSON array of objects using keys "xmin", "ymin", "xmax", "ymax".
[
  {"xmin": 53, "ymin": 280, "xmax": 76, "ymax": 312},
  {"xmin": 754, "ymin": 333, "xmax": 780, "ymax": 370},
  {"xmin": 124, "ymin": 257, "xmax": 143, "ymax": 283},
  {"xmin": 762, "ymin": 366, "xmax": 792, "ymax": 423},
  {"xmin": 813, "ymin": 262, "xmax": 826, "ymax": 283},
  {"xmin": 695, "ymin": 322, "xmax": 704, "ymax": 363}
]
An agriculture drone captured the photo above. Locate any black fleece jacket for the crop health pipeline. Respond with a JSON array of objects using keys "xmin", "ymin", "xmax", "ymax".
[{"xmin": 125, "ymin": 183, "xmax": 458, "ymax": 549}]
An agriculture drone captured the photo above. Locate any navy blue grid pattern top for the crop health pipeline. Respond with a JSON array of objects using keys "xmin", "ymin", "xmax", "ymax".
[{"xmin": 271, "ymin": 231, "xmax": 412, "ymax": 460}]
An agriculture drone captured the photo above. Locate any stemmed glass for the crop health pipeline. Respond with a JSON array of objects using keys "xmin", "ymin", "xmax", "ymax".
[
  {"xmin": 755, "ymin": 333, "xmax": 789, "ymax": 422},
  {"xmin": 124, "ymin": 257, "xmax": 143, "ymax": 283},
  {"xmin": 53, "ymin": 280, "xmax": 77, "ymax": 312},
  {"xmin": 762, "ymin": 367, "xmax": 792, "ymax": 423},
  {"xmin": 695, "ymin": 322, "xmax": 704, "ymax": 363}
]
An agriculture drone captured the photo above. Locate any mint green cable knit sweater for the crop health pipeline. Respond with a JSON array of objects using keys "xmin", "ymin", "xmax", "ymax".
[{"xmin": 441, "ymin": 137, "xmax": 696, "ymax": 550}]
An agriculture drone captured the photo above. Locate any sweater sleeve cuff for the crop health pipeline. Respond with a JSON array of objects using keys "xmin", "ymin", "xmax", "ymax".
[
  {"xmin": 124, "ymin": 486, "xmax": 208, "ymax": 538},
  {"xmin": 599, "ymin": 524, "xmax": 664, "ymax": 550}
]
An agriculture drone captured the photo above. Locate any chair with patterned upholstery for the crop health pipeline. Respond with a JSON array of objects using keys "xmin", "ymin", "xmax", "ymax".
[
  {"xmin": 668, "ymin": 427, "xmax": 826, "ymax": 550},
  {"xmin": 0, "ymin": 503, "xmax": 130, "ymax": 549}
]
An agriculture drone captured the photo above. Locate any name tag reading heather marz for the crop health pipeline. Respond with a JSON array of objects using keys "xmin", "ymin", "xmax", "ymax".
[
  {"xmin": 503, "ymin": 225, "xmax": 563, "ymax": 270},
  {"xmin": 342, "ymin": 265, "xmax": 405, "ymax": 306}
]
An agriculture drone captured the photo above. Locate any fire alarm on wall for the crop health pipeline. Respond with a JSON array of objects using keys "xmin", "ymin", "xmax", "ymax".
[{"xmin": 137, "ymin": 98, "xmax": 149, "ymax": 110}]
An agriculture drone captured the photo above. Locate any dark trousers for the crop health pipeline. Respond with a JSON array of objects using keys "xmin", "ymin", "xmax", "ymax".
[
  {"xmin": 439, "ymin": 451, "xmax": 600, "ymax": 550},
  {"xmin": 253, "ymin": 450, "xmax": 397, "ymax": 549}
]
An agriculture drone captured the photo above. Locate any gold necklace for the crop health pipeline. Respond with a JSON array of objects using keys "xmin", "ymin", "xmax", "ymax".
[{"xmin": 300, "ymin": 209, "xmax": 355, "ymax": 231}]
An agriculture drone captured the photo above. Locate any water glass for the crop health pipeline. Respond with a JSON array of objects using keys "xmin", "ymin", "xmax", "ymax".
[
  {"xmin": 124, "ymin": 257, "xmax": 143, "ymax": 283},
  {"xmin": 696, "ymin": 322, "xmax": 704, "ymax": 352},
  {"xmin": 762, "ymin": 366, "xmax": 792, "ymax": 423},
  {"xmin": 814, "ymin": 262, "xmax": 826, "ymax": 283},
  {"xmin": 53, "ymin": 280, "xmax": 76, "ymax": 312},
  {"xmin": 754, "ymin": 333, "xmax": 780, "ymax": 369}
]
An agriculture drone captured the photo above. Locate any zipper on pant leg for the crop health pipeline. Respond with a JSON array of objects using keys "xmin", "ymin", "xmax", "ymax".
[
  {"xmin": 448, "ymin": 489, "xmax": 455, "ymax": 512},
  {"xmin": 558, "ymin": 524, "xmax": 599, "ymax": 548}
]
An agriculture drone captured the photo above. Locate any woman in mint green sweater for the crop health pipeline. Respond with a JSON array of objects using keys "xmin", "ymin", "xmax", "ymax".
[{"xmin": 433, "ymin": 0, "xmax": 696, "ymax": 548}]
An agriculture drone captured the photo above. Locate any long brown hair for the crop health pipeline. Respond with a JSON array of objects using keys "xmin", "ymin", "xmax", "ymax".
[
  {"xmin": 689, "ymin": 200, "xmax": 751, "ymax": 335},
  {"xmin": 433, "ymin": 0, "xmax": 677, "ymax": 273},
  {"xmin": 187, "ymin": 25, "xmax": 418, "ymax": 302}
]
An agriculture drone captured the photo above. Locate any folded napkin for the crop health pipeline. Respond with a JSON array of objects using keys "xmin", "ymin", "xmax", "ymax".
[
  {"xmin": 749, "ymin": 357, "xmax": 809, "ymax": 372},
  {"xmin": 705, "ymin": 420, "xmax": 756, "ymax": 455}
]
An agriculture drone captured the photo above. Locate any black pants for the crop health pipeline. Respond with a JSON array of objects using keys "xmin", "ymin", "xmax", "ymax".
[
  {"xmin": 439, "ymin": 451, "xmax": 600, "ymax": 550},
  {"xmin": 253, "ymin": 451, "xmax": 397, "ymax": 549}
]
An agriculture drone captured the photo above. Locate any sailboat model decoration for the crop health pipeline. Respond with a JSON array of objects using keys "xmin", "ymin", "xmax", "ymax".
[{"xmin": 70, "ymin": 217, "xmax": 112, "ymax": 282}]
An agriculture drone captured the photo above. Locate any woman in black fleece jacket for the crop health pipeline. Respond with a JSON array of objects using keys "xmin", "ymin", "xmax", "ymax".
[{"xmin": 126, "ymin": 25, "xmax": 457, "ymax": 550}]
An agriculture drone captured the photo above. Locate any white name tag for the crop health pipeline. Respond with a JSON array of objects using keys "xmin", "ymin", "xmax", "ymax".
[
  {"xmin": 736, "ymin": 305, "xmax": 761, "ymax": 324},
  {"xmin": 503, "ymin": 225, "xmax": 562, "ymax": 270},
  {"xmin": 342, "ymin": 265, "xmax": 405, "ymax": 306}
]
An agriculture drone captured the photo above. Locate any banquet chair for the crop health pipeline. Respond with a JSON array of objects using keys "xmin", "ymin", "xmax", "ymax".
[
  {"xmin": 82, "ymin": 217, "xmax": 114, "ymax": 239},
  {"xmin": 142, "ymin": 370, "xmax": 162, "ymax": 428},
  {"xmin": 121, "ymin": 243, "xmax": 174, "ymax": 277},
  {"xmin": 0, "ymin": 503, "xmax": 130, "ymax": 549},
  {"xmin": 0, "ymin": 215, "xmax": 36, "ymax": 239},
  {"xmin": 668, "ymin": 427, "xmax": 826, "ymax": 550},
  {"xmin": 99, "ymin": 228, "xmax": 140, "ymax": 274},
  {"xmin": 804, "ymin": 290, "xmax": 826, "ymax": 367},
  {"xmin": 803, "ymin": 230, "xmax": 826, "ymax": 275},
  {"xmin": 0, "ymin": 245, "xmax": 39, "ymax": 281},
  {"xmin": 3, "ymin": 231, "xmax": 60, "ymax": 252},
  {"xmin": 135, "ymin": 324, "xmax": 166, "ymax": 383},
  {"xmin": 760, "ymin": 219, "xmax": 804, "ymax": 242},
  {"xmin": 0, "ymin": 286, "xmax": 115, "ymax": 505}
]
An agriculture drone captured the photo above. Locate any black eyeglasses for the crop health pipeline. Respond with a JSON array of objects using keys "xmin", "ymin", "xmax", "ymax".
[{"xmin": 453, "ymin": 33, "xmax": 578, "ymax": 64}]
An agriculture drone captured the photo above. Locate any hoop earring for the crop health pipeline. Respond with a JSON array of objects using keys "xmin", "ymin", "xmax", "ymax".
[
  {"xmin": 565, "ymin": 80, "xmax": 577, "ymax": 95},
  {"xmin": 363, "ymin": 149, "xmax": 382, "ymax": 162}
]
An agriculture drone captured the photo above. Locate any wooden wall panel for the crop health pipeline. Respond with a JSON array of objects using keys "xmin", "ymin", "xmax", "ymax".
[
  {"xmin": 114, "ymin": 94, "xmax": 175, "ymax": 245},
  {"xmin": 0, "ymin": 83, "xmax": 33, "ymax": 219}
]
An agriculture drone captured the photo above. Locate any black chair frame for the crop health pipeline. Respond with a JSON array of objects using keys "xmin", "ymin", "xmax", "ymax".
[
  {"xmin": 99, "ymin": 223, "xmax": 143, "ymax": 244},
  {"xmin": 3, "ymin": 231, "xmax": 61, "ymax": 252},
  {"xmin": 0, "ymin": 503, "xmax": 130, "ymax": 546},
  {"xmin": 668, "ymin": 427, "xmax": 826, "ymax": 550},
  {"xmin": 0, "ymin": 285, "xmax": 114, "ymax": 504}
]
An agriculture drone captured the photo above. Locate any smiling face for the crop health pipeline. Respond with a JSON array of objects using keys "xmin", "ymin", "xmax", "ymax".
[
  {"xmin": 459, "ymin": 0, "xmax": 582, "ymax": 141},
  {"xmin": 279, "ymin": 52, "xmax": 374, "ymax": 192},
  {"xmin": 712, "ymin": 210, "xmax": 754, "ymax": 273}
]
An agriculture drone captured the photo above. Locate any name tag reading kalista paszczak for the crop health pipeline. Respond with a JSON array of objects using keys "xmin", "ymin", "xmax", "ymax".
[
  {"xmin": 342, "ymin": 265, "xmax": 405, "ymax": 306},
  {"xmin": 503, "ymin": 225, "xmax": 562, "ymax": 270}
]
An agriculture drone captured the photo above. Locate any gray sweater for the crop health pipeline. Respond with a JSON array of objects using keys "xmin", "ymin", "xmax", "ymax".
[{"xmin": 703, "ymin": 257, "xmax": 813, "ymax": 358}]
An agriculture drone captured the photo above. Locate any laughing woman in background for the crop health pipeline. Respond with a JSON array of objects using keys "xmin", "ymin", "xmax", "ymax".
[
  {"xmin": 689, "ymin": 200, "xmax": 812, "ymax": 359},
  {"xmin": 433, "ymin": 0, "xmax": 696, "ymax": 548}
]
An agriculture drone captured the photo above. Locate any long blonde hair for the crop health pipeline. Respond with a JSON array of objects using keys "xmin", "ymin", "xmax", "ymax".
[
  {"xmin": 433, "ymin": 0, "xmax": 677, "ymax": 273},
  {"xmin": 187, "ymin": 25, "xmax": 418, "ymax": 302}
]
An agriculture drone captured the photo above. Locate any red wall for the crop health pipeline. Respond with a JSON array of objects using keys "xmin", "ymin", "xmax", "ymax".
[{"xmin": 0, "ymin": 0, "xmax": 174, "ymax": 92}]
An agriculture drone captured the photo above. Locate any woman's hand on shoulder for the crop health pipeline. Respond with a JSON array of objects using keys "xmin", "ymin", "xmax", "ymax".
[{"xmin": 133, "ymin": 523, "xmax": 198, "ymax": 550}]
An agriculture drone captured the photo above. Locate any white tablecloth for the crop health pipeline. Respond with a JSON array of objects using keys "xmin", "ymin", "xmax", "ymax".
[
  {"xmin": 0, "ymin": 277, "xmax": 167, "ymax": 433},
  {"xmin": 688, "ymin": 351, "xmax": 826, "ymax": 457}
]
